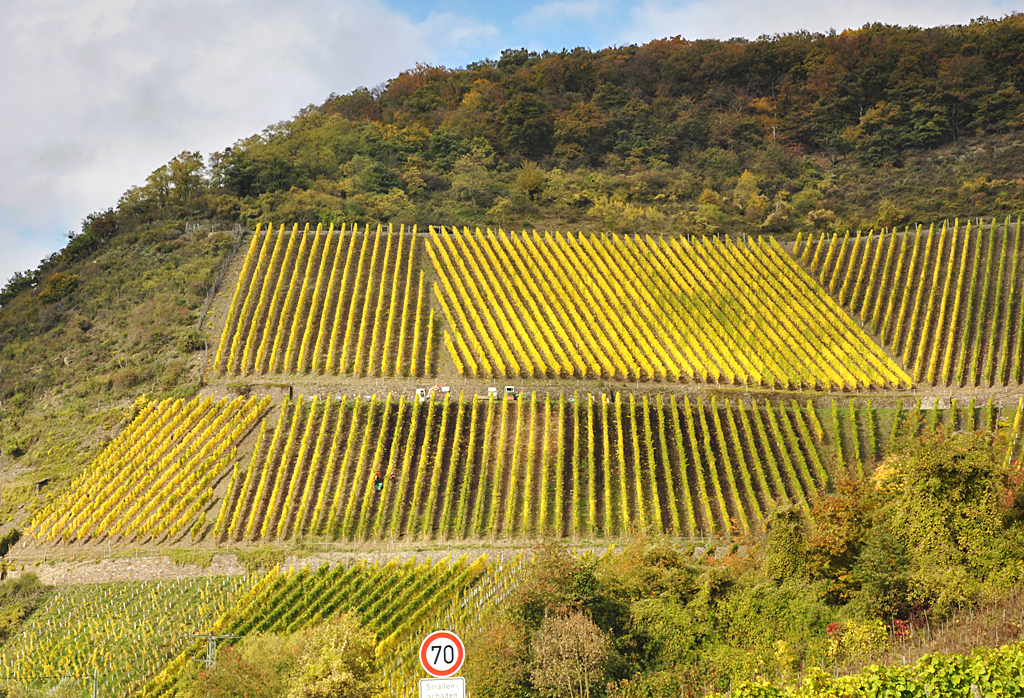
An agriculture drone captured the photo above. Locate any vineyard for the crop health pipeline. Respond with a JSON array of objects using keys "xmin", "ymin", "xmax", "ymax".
[
  {"xmin": 209, "ymin": 391, "xmax": 880, "ymax": 542},
  {"xmin": 13, "ymin": 217, "xmax": 1024, "ymax": 696},
  {"xmin": 6, "ymin": 19, "xmax": 1024, "ymax": 694},
  {"xmin": 428, "ymin": 226, "xmax": 909, "ymax": 389},
  {"xmin": 27, "ymin": 395, "xmax": 270, "ymax": 544},
  {"xmin": 0, "ymin": 555, "xmax": 526, "ymax": 698},
  {"xmin": 797, "ymin": 218, "xmax": 1024, "ymax": 387},
  {"xmin": 25, "ymin": 391, "xmax": 1014, "ymax": 551},
  {"xmin": 0, "ymin": 576, "xmax": 256, "ymax": 696},
  {"xmin": 142, "ymin": 554, "xmax": 526, "ymax": 698},
  {"xmin": 212, "ymin": 223, "xmax": 434, "ymax": 378}
]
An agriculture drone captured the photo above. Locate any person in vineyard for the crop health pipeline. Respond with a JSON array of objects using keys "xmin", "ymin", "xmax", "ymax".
[{"xmin": 373, "ymin": 471, "xmax": 384, "ymax": 493}]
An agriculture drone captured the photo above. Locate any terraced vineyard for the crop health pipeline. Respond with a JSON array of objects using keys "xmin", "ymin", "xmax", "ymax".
[
  {"xmin": 0, "ymin": 556, "xmax": 526, "ymax": 698},
  {"xmin": 429, "ymin": 226, "xmax": 909, "ymax": 389},
  {"xmin": 212, "ymin": 223, "xmax": 433, "ymax": 378},
  {"xmin": 24, "ymin": 389, "xmax": 1015, "ymax": 552},
  {"xmin": 797, "ymin": 218, "xmax": 1024, "ymax": 386},
  {"xmin": 16, "ymin": 217, "xmax": 1024, "ymax": 697},
  {"xmin": 28, "ymin": 395, "xmax": 270, "ymax": 544},
  {"xmin": 208, "ymin": 391, "xmax": 849, "ymax": 541},
  {"xmin": 0, "ymin": 576, "xmax": 256, "ymax": 696},
  {"xmin": 142, "ymin": 554, "xmax": 526, "ymax": 698}
]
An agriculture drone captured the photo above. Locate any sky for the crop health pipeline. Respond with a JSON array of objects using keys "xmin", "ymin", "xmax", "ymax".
[{"xmin": 1, "ymin": 0, "xmax": 1020, "ymax": 288}]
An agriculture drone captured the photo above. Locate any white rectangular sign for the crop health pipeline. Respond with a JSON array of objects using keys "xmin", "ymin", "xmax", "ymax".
[{"xmin": 419, "ymin": 677, "xmax": 465, "ymax": 698}]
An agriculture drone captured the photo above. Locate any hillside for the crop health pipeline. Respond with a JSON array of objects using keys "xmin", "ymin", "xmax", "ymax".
[{"xmin": 1, "ymin": 15, "xmax": 1024, "ymax": 698}]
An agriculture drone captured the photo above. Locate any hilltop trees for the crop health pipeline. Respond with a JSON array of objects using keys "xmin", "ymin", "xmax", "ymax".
[
  {"xmin": 56, "ymin": 16, "xmax": 1024, "ymax": 241},
  {"xmin": 7, "ymin": 16, "xmax": 1024, "ymax": 311}
]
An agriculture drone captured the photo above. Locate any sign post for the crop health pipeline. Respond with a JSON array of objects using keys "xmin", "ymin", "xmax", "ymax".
[{"xmin": 419, "ymin": 630, "xmax": 466, "ymax": 698}]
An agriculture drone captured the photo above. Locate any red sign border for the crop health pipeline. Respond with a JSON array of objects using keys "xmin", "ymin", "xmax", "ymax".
[{"xmin": 419, "ymin": 630, "xmax": 465, "ymax": 678}]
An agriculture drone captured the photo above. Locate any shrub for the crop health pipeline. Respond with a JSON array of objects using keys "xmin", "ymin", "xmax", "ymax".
[
  {"xmin": 763, "ymin": 507, "xmax": 808, "ymax": 582},
  {"xmin": 177, "ymin": 632, "xmax": 305, "ymax": 698},
  {"xmin": 0, "ymin": 529, "xmax": 21, "ymax": 557},
  {"xmin": 4, "ymin": 437, "xmax": 28, "ymax": 458},
  {"xmin": 287, "ymin": 615, "xmax": 380, "ymax": 698},
  {"xmin": 464, "ymin": 620, "xmax": 531, "ymax": 698},
  {"xmin": 37, "ymin": 273, "xmax": 79, "ymax": 304},
  {"xmin": 0, "ymin": 572, "xmax": 48, "ymax": 642},
  {"xmin": 176, "ymin": 328, "xmax": 205, "ymax": 353},
  {"xmin": 111, "ymin": 366, "xmax": 155, "ymax": 392},
  {"xmin": 874, "ymin": 429, "xmax": 1014, "ymax": 615},
  {"xmin": 177, "ymin": 616, "xmax": 379, "ymax": 698},
  {"xmin": 531, "ymin": 612, "xmax": 610, "ymax": 698}
]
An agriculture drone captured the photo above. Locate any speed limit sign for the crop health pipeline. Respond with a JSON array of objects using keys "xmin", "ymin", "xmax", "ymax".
[{"xmin": 419, "ymin": 630, "xmax": 465, "ymax": 678}]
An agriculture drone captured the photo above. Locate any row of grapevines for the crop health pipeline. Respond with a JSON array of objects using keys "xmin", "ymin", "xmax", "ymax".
[
  {"xmin": 799, "ymin": 218, "xmax": 1024, "ymax": 387},
  {"xmin": 217, "ymin": 392, "xmax": 833, "ymax": 540},
  {"xmin": 29, "ymin": 396, "xmax": 269, "ymax": 544},
  {"xmin": 378, "ymin": 555, "xmax": 527, "ymax": 695},
  {"xmin": 141, "ymin": 555, "xmax": 498, "ymax": 698},
  {"xmin": 0, "ymin": 576, "xmax": 257, "ymax": 697},
  {"xmin": 429, "ymin": 226, "xmax": 904, "ymax": 388},
  {"xmin": 57, "ymin": 393, "xmax": 1012, "ymax": 547},
  {"xmin": 212, "ymin": 223, "xmax": 433, "ymax": 377}
]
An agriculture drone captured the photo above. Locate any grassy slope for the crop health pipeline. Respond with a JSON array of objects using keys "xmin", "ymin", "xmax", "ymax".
[{"xmin": 0, "ymin": 223, "xmax": 238, "ymax": 522}]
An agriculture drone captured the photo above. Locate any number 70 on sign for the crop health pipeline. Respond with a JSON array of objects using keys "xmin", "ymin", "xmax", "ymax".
[{"xmin": 419, "ymin": 630, "xmax": 465, "ymax": 678}]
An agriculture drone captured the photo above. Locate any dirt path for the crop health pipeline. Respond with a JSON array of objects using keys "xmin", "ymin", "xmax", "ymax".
[
  {"xmin": 196, "ymin": 370, "xmax": 1024, "ymax": 413},
  {"xmin": 14, "ymin": 536, "xmax": 622, "ymax": 585}
]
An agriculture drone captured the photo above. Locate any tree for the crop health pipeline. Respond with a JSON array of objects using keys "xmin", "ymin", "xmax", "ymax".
[
  {"xmin": 447, "ymin": 154, "xmax": 495, "ymax": 209},
  {"xmin": 176, "ymin": 616, "xmax": 380, "ymax": 698},
  {"xmin": 731, "ymin": 170, "xmax": 769, "ymax": 221},
  {"xmin": 531, "ymin": 612, "xmax": 610, "ymax": 698},
  {"xmin": 807, "ymin": 480, "xmax": 873, "ymax": 603},
  {"xmin": 509, "ymin": 542, "xmax": 600, "ymax": 631},
  {"xmin": 553, "ymin": 102, "xmax": 607, "ymax": 163},
  {"xmin": 38, "ymin": 273, "xmax": 79, "ymax": 305},
  {"xmin": 763, "ymin": 506, "xmax": 807, "ymax": 582},
  {"xmin": 499, "ymin": 93, "xmax": 554, "ymax": 157},
  {"xmin": 844, "ymin": 101, "xmax": 909, "ymax": 166},
  {"xmin": 287, "ymin": 615, "xmax": 381, "ymax": 698},
  {"xmin": 463, "ymin": 620, "xmax": 531, "ymax": 698},
  {"xmin": 167, "ymin": 151, "xmax": 207, "ymax": 214},
  {"xmin": 178, "ymin": 633, "xmax": 305, "ymax": 698},
  {"xmin": 880, "ymin": 429, "xmax": 1016, "ymax": 614}
]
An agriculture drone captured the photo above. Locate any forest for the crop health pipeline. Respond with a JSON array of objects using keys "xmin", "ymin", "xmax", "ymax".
[{"xmin": 6, "ymin": 14, "xmax": 1024, "ymax": 312}]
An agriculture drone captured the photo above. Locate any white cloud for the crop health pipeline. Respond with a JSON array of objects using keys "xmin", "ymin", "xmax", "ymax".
[
  {"xmin": 0, "ymin": 0, "xmax": 496, "ymax": 286},
  {"xmin": 422, "ymin": 10, "xmax": 502, "ymax": 46},
  {"xmin": 624, "ymin": 0, "xmax": 1015, "ymax": 42},
  {"xmin": 516, "ymin": 0, "xmax": 611, "ymax": 26}
]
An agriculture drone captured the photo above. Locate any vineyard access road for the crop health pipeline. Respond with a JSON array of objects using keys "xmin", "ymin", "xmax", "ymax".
[{"xmin": 5, "ymin": 539, "xmax": 742, "ymax": 586}]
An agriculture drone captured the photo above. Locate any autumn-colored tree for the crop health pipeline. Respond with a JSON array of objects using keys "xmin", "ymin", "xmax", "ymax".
[{"xmin": 531, "ymin": 612, "xmax": 610, "ymax": 698}]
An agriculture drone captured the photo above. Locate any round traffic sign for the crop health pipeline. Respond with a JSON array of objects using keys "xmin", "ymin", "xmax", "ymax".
[{"xmin": 419, "ymin": 630, "xmax": 465, "ymax": 678}]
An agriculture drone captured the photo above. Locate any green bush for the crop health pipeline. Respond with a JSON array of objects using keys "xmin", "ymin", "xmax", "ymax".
[
  {"xmin": 711, "ymin": 643, "xmax": 1024, "ymax": 697},
  {"xmin": 879, "ymin": 429, "xmax": 1016, "ymax": 614},
  {"xmin": 37, "ymin": 273, "xmax": 79, "ymax": 304},
  {"xmin": 177, "ymin": 615, "xmax": 380, "ymax": 698},
  {"xmin": 177, "ymin": 632, "xmax": 305, "ymax": 698},
  {"xmin": 176, "ymin": 328, "xmax": 205, "ymax": 353},
  {"xmin": 3, "ymin": 438, "xmax": 28, "ymax": 458},
  {"xmin": 0, "ymin": 573, "xmax": 49, "ymax": 642},
  {"xmin": 764, "ymin": 507, "xmax": 808, "ymax": 582}
]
